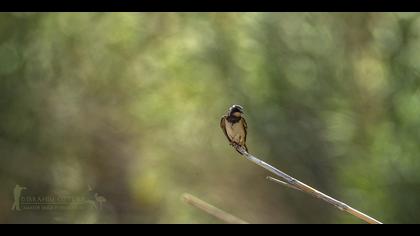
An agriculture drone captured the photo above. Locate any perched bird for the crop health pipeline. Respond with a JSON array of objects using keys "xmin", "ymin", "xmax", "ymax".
[{"xmin": 220, "ymin": 104, "xmax": 248, "ymax": 153}]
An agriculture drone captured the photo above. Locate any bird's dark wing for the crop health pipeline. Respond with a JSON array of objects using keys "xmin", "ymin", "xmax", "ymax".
[
  {"xmin": 241, "ymin": 117, "xmax": 248, "ymax": 152},
  {"xmin": 220, "ymin": 116, "xmax": 232, "ymax": 143},
  {"xmin": 242, "ymin": 117, "xmax": 248, "ymax": 141}
]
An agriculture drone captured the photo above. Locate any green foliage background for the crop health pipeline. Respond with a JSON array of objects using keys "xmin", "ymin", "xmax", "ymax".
[{"xmin": 1, "ymin": 13, "xmax": 420, "ymax": 223}]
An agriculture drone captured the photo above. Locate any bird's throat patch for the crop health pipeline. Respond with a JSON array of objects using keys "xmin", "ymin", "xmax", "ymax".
[{"xmin": 227, "ymin": 115, "xmax": 241, "ymax": 123}]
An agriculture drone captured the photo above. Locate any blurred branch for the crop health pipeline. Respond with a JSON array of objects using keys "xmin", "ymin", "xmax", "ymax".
[
  {"xmin": 182, "ymin": 193, "xmax": 249, "ymax": 224},
  {"xmin": 232, "ymin": 144, "xmax": 383, "ymax": 224}
]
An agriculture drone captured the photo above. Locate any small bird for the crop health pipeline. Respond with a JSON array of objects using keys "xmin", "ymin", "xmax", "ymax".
[{"xmin": 220, "ymin": 104, "xmax": 248, "ymax": 153}]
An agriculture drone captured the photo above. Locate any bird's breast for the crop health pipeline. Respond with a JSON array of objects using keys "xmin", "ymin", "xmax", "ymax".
[{"xmin": 225, "ymin": 119, "xmax": 245, "ymax": 141}]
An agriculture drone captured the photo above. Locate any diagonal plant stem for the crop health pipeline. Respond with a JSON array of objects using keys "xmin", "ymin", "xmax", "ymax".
[
  {"xmin": 182, "ymin": 193, "xmax": 249, "ymax": 224},
  {"xmin": 266, "ymin": 176, "xmax": 302, "ymax": 191},
  {"xmin": 232, "ymin": 144, "xmax": 383, "ymax": 224}
]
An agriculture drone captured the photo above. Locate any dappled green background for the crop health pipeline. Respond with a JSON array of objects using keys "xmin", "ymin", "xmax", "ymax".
[{"xmin": 1, "ymin": 12, "xmax": 420, "ymax": 223}]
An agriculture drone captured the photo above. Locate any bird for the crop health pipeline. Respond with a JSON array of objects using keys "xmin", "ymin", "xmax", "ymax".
[{"xmin": 220, "ymin": 104, "xmax": 248, "ymax": 153}]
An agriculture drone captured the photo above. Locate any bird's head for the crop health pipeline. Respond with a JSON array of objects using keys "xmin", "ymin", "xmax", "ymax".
[{"xmin": 228, "ymin": 104, "xmax": 244, "ymax": 117}]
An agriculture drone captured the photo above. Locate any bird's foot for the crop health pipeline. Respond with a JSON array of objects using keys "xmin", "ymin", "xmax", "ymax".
[{"xmin": 230, "ymin": 142, "xmax": 240, "ymax": 149}]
